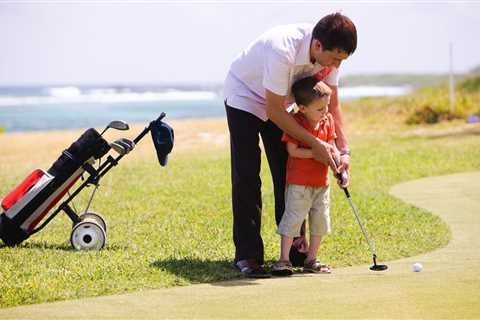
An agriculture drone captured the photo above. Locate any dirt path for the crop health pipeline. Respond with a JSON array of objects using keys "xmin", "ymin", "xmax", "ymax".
[{"xmin": 1, "ymin": 171, "xmax": 479, "ymax": 319}]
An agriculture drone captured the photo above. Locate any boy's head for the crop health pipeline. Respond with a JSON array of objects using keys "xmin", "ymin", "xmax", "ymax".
[
  {"xmin": 310, "ymin": 12, "xmax": 357, "ymax": 68},
  {"xmin": 292, "ymin": 76, "xmax": 332, "ymax": 121}
]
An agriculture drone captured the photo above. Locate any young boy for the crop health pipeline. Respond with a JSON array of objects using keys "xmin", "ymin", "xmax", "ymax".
[{"xmin": 272, "ymin": 76, "xmax": 348, "ymax": 276}]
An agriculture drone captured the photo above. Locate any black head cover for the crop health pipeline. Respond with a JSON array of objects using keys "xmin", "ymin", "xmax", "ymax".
[{"xmin": 150, "ymin": 119, "xmax": 174, "ymax": 166}]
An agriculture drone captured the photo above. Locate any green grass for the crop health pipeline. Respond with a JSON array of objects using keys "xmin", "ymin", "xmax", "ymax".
[
  {"xmin": 0, "ymin": 127, "xmax": 479, "ymax": 308},
  {"xmin": 1, "ymin": 81, "xmax": 480, "ymax": 307}
]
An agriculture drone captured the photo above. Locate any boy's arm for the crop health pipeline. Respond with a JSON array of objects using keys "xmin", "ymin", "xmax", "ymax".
[{"xmin": 286, "ymin": 141, "xmax": 314, "ymax": 159}]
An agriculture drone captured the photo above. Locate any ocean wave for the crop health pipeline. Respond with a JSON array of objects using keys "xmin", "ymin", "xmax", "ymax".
[
  {"xmin": 340, "ymin": 85, "xmax": 412, "ymax": 100},
  {"xmin": 0, "ymin": 85, "xmax": 411, "ymax": 107},
  {"xmin": 0, "ymin": 87, "xmax": 219, "ymax": 106}
]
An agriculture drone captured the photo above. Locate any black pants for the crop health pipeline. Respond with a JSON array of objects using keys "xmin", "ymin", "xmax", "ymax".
[{"xmin": 225, "ymin": 104, "xmax": 289, "ymax": 265}]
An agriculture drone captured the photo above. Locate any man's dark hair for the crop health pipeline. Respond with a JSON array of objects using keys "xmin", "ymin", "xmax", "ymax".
[
  {"xmin": 313, "ymin": 12, "xmax": 357, "ymax": 55},
  {"xmin": 292, "ymin": 76, "xmax": 330, "ymax": 106}
]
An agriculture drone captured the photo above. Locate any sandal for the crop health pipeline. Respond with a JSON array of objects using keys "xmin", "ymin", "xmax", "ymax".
[
  {"xmin": 303, "ymin": 259, "xmax": 331, "ymax": 274},
  {"xmin": 271, "ymin": 260, "xmax": 293, "ymax": 277}
]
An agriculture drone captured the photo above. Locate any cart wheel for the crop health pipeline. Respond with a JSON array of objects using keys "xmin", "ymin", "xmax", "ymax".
[
  {"xmin": 79, "ymin": 212, "xmax": 107, "ymax": 232},
  {"xmin": 70, "ymin": 221, "xmax": 106, "ymax": 250}
]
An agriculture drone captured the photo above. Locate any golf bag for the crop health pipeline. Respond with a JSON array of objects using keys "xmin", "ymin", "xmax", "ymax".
[
  {"xmin": 0, "ymin": 112, "xmax": 174, "ymax": 250},
  {"xmin": 0, "ymin": 129, "xmax": 110, "ymax": 246}
]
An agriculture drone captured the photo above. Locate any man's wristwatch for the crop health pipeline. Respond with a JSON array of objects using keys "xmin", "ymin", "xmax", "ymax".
[{"xmin": 340, "ymin": 149, "xmax": 351, "ymax": 157}]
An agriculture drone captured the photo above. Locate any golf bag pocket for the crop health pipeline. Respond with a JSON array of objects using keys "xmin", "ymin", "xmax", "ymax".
[
  {"xmin": 0, "ymin": 169, "xmax": 54, "ymax": 246},
  {"xmin": 1, "ymin": 169, "xmax": 54, "ymax": 214}
]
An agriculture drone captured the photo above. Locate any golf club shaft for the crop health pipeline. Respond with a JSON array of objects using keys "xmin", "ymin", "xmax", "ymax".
[
  {"xmin": 332, "ymin": 157, "xmax": 378, "ymax": 259},
  {"xmin": 344, "ymin": 188, "xmax": 376, "ymax": 258}
]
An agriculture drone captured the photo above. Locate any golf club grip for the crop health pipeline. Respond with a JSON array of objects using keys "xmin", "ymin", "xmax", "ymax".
[
  {"xmin": 132, "ymin": 112, "xmax": 166, "ymax": 144},
  {"xmin": 332, "ymin": 156, "xmax": 349, "ymax": 194},
  {"xmin": 156, "ymin": 112, "xmax": 166, "ymax": 122}
]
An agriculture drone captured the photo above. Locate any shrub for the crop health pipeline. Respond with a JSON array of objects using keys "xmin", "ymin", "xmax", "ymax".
[
  {"xmin": 406, "ymin": 106, "xmax": 460, "ymax": 125},
  {"xmin": 459, "ymin": 76, "xmax": 480, "ymax": 92},
  {"xmin": 405, "ymin": 83, "xmax": 478, "ymax": 125}
]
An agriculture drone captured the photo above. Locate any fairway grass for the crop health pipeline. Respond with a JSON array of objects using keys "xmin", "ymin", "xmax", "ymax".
[{"xmin": 0, "ymin": 117, "xmax": 479, "ymax": 308}]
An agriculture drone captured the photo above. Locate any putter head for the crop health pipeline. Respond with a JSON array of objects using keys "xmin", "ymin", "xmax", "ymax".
[
  {"xmin": 370, "ymin": 254, "xmax": 388, "ymax": 271},
  {"xmin": 370, "ymin": 264, "xmax": 388, "ymax": 271}
]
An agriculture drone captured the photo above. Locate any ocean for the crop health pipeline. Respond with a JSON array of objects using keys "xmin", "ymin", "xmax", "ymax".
[{"xmin": 0, "ymin": 85, "xmax": 411, "ymax": 133}]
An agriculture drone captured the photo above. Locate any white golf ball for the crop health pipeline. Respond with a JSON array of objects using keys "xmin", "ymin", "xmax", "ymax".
[{"xmin": 412, "ymin": 262, "xmax": 423, "ymax": 272}]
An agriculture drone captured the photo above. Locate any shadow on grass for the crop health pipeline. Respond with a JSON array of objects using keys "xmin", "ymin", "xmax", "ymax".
[
  {"xmin": 151, "ymin": 258, "xmax": 261, "ymax": 287},
  {"xmin": 0, "ymin": 241, "xmax": 129, "ymax": 251}
]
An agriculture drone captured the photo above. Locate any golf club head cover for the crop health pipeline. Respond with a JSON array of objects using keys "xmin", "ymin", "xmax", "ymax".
[{"xmin": 150, "ymin": 119, "xmax": 174, "ymax": 166}]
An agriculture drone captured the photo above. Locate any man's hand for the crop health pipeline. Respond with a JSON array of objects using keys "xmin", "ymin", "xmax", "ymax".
[
  {"xmin": 312, "ymin": 138, "xmax": 336, "ymax": 169},
  {"xmin": 338, "ymin": 154, "xmax": 350, "ymax": 173},
  {"xmin": 330, "ymin": 147, "xmax": 349, "ymax": 188}
]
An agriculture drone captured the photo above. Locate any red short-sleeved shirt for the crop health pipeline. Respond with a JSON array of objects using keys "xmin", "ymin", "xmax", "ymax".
[{"xmin": 282, "ymin": 112, "xmax": 336, "ymax": 187}]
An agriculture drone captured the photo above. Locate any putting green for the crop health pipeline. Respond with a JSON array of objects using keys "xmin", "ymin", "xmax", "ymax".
[{"xmin": 1, "ymin": 171, "xmax": 479, "ymax": 319}]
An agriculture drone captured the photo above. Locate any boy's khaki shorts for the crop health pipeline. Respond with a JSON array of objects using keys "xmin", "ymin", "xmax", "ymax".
[{"xmin": 277, "ymin": 184, "xmax": 331, "ymax": 237}]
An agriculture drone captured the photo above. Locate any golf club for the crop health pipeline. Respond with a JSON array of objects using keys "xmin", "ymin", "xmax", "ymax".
[
  {"xmin": 334, "ymin": 159, "xmax": 388, "ymax": 271},
  {"xmin": 110, "ymin": 141, "xmax": 127, "ymax": 155},
  {"xmin": 110, "ymin": 138, "xmax": 135, "ymax": 155},
  {"xmin": 100, "ymin": 120, "xmax": 130, "ymax": 136},
  {"xmin": 118, "ymin": 138, "xmax": 135, "ymax": 152}
]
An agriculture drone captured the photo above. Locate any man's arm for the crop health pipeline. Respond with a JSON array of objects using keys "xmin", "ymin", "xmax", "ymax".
[
  {"xmin": 265, "ymin": 89, "xmax": 335, "ymax": 168},
  {"xmin": 327, "ymin": 86, "xmax": 347, "ymax": 150},
  {"xmin": 326, "ymin": 85, "xmax": 350, "ymax": 172}
]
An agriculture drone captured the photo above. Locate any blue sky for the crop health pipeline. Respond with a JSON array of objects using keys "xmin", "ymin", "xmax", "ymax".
[{"xmin": 1, "ymin": 1, "xmax": 479, "ymax": 85}]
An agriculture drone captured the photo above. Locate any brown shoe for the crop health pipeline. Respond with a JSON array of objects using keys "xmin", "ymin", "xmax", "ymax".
[
  {"xmin": 303, "ymin": 259, "xmax": 331, "ymax": 274},
  {"xmin": 235, "ymin": 259, "xmax": 271, "ymax": 278}
]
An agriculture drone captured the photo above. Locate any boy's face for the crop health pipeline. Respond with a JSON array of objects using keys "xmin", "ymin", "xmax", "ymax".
[{"xmin": 300, "ymin": 95, "xmax": 330, "ymax": 122}]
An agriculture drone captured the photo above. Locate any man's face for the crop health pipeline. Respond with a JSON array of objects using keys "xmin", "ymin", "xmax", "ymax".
[{"xmin": 311, "ymin": 40, "xmax": 349, "ymax": 68}]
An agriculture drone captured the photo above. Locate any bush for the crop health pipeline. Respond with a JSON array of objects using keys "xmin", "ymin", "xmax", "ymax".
[
  {"xmin": 405, "ymin": 84, "xmax": 478, "ymax": 125},
  {"xmin": 406, "ymin": 106, "xmax": 460, "ymax": 125},
  {"xmin": 0, "ymin": 127, "xmax": 5, "ymax": 134},
  {"xmin": 459, "ymin": 76, "xmax": 480, "ymax": 92}
]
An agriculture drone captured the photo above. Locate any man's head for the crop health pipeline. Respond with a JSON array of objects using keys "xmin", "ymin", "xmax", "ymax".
[
  {"xmin": 310, "ymin": 12, "xmax": 357, "ymax": 68},
  {"xmin": 292, "ymin": 77, "xmax": 332, "ymax": 122}
]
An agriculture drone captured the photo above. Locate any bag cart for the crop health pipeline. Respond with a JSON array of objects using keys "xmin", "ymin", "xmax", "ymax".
[{"xmin": 0, "ymin": 113, "xmax": 174, "ymax": 250}]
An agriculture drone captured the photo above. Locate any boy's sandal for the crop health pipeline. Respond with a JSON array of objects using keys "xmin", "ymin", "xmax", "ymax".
[
  {"xmin": 303, "ymin": 260, "xmax": 332, "ymax": 274},
  {"xmin": 271, "ymin": 260, "xmax": 294, "ymax": 277}
]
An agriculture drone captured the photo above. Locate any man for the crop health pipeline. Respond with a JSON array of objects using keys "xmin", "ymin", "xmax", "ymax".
[{"xmin": 224, "ymin": 12, "xmax": 357, "ymax": 277}]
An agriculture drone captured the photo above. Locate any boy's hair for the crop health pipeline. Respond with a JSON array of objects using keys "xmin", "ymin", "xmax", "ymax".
[
  {"xmin": 292, "ymin": 76, "xmax": 331, "ymax": 107},
  {"xmin": 313, "ymin": 12, "xmax": 357, "ymax": 55}
]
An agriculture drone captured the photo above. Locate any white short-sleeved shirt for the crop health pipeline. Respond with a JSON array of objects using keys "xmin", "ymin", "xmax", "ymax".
[{"xmin": 224, "ymin": 23, "xmax": 339, "ymax": 121}]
